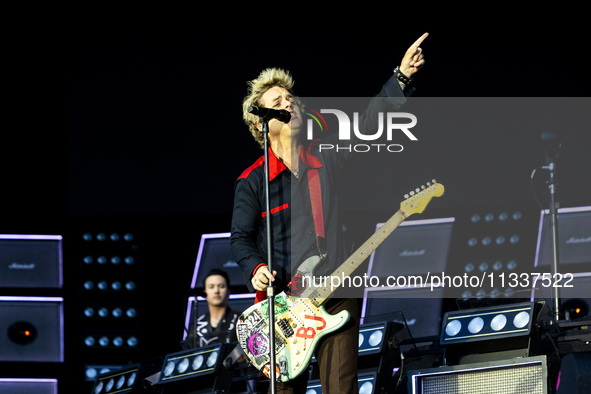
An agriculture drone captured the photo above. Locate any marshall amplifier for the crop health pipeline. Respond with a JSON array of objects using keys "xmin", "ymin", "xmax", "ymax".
[
  {"xmin": 0, "ymin": 296, "xmax": 64, "ymax": 362},
  {"xmin": 0, "ymin": 378, "xmax": 58, "ymax": 394},
  {"xmin": 534, "ymin": 206, "xmax": 591, "ymax": 270},
  {"xmin": 408, "ymin": 355, "xmax": 548, "ymax": 394},
  {"xmin": 367, "ymin": 218, "xmax": 454, "ymax": 279},
  {"xmin": 0, "ymin": 234, "xmax": 63, "ymax": 289}
]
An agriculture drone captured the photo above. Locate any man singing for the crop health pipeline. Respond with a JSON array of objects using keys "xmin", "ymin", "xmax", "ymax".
[{"xmin": 231, "ymin": 33, "xmax": 428, "ymax": 393}]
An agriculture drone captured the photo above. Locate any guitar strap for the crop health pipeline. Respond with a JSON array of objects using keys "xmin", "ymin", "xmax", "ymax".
[
  {"xmin": 307, "ymin": 167, "xmax": 327, "ymax": 258},
  {"xmin": 255, "ymin": 150, "xmax": 326, "ymax": 304}
]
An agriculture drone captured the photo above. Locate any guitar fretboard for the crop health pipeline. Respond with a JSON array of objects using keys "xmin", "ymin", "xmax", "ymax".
[{"xmin": 309, "ymin": 210, "xmax": 406, "ymax": 307}]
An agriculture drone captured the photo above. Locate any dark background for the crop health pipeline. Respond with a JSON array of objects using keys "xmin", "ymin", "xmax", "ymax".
[{"xmin": 2, "ymin": 6, "xmax": 590, "ymax": 391}]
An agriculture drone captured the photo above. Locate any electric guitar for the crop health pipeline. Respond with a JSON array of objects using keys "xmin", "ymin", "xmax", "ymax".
[{"xmin": 235, "ymin": 181, "xmax": 444, "ymax": 382}]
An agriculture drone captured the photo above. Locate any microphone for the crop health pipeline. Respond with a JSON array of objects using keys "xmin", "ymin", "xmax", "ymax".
[
  {"xmin": 541, "ymin": 131, "xmax": 561, "ymax": 163},
  {"xmin": 248, "ymin": 106, "xmax": 291, "ymax": 123}
]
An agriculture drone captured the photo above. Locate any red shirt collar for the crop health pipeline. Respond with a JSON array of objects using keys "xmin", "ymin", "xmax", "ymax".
[{"xmin": 267, "ymin": 143, "xmax": 323, "ymax": 181}]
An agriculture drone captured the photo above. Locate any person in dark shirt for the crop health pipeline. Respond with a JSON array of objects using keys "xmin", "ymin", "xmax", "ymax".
[
  {"xmin": 231, "ymin": 33, "xmax": 428, "ymax": 394},
  {"xmin": 184, "ymin": 269, "xmax": 239, "ymax": 348}
]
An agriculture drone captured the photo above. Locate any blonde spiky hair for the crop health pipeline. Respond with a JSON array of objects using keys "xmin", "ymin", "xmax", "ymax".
[{"xmin": 242, "ymin": 68, "xmax": 296, "ymax": 148}]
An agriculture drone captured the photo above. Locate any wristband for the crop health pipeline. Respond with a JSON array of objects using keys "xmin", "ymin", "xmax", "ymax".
[{"xmin": 394, "ymin": 66, "xmax": 413, "ymax": 85}]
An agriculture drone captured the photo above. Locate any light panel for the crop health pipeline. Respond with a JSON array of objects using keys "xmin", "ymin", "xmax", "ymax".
[
  {"xmin": 440, "ymin": 302, "xmax": 536, "ymax": 345},
  {"xmin": 91, "ymin": 364, "xmax": 139, "ymax": 394},
  {"xmin": 158, "ymin": 343, "xmax": 225, "ymax": 384},
  {"xmin": 83, "ymin": 333, "xmax": 138, "ymax": 349},
  {"xmin": 306, "ymin": 371, "xmax": 377, "ymax": 394},
  {"xmin": 358, "ymin": 322, "xmax": 389, "ymax": 356}
]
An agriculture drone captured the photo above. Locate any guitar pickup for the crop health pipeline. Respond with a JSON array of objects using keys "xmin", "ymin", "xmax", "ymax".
[{"xmin": 278, "ymin": 318, "xmax": 294, "ymax": 338}]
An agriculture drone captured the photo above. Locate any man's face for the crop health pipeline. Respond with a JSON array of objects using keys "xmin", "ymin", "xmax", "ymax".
[
  {"xmin": 204, "ymin": 275, "xmax": 229, "ymax": 308},
  {"xmin": 258, "ymin": 86, "xmax": 303, "ymax": 140}
]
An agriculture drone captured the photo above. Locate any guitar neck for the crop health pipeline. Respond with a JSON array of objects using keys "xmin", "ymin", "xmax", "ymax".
[{"xmin": 309, "ymin": 209, "xmax": 407, "ymax": 306}]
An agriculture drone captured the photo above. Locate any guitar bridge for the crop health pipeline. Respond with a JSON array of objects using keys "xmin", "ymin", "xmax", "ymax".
[{"xmin": 278, "ymin": 318, "xmax": 294, "ymax": 338}]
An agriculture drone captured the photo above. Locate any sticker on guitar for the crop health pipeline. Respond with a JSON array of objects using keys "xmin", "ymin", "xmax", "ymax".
[{"xmin": 295, "ymin": 315, "xmax": 327, "ymax": 339}]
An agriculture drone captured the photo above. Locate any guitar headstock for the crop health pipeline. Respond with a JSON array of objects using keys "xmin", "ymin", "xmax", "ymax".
[{"xmin": 400, "ymin": 180, "xmax": 444, "ymax": 217}]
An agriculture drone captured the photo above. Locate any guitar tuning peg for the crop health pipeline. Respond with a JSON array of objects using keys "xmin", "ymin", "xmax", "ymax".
[
  {"xmin": 432, "ymin": 179, "xmax": 437, "ymax": 184},
  {"xmin": 421, "ymin": 185, "xmax": 426, "ymax": 190},
  {"xmin": 404, "ymin": 194, "xmax": 409, "ymax": 199},
  {"xmin": 409, "ymin": 191, "xmax": 415, "ymax": 196},
  {"xmin": 415, "ymin": 188, "xmax": 420, "ymax": 193}
]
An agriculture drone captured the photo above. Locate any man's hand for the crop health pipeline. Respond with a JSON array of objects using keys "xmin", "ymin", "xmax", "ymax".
[
  {"xmin": 399, "ymin": 32, "xmax": 428, "ymax": 78},
  {"xmin": 252, "ymin": 265, "xmax": 276, "ymax": 291}
]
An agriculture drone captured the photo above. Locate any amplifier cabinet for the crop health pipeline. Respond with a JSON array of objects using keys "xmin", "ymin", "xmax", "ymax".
[{"xmin": 408, "ymin": 355, "xmax": 547, "ymax": 394}]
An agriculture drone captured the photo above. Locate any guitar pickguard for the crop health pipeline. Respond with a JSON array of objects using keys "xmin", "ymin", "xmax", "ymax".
[{"xmin": 236, "ymin": 291, "xmax": 349, "ymax": 382}]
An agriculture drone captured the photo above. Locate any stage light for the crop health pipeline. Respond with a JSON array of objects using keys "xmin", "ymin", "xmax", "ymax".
[
  {"xmin": 306, "ymin": 371, "xmax": 377, "ymax": 394},
  {"xmin": 158, "ymin": 343, "xmax": 225, "ymax": 384},
  {"xmin": 513, "ymin": 310, "xmax": 530, "ymax": 328},
  {"xmin": 92, "ymin": 364, "xmax": 139, "ymax": 394},
  {"xmin": 440, "ymin": 302, "xmax": 538, "ymax": 345},
  {"xmin": 90, "ymin": 359, "xmax": 162, "ymax": 394},
  {"xmin": 358, "ymin": 322, "xmax": 389, "ymax": 356},
  {"xmin": 83, "ymin": 304, "xmax": 137, "ymax": 321},
  {"xmin": 156, "ymin": 343, "xmax": 235, "ymax": 393},
  {"xmin": 83, "ymin": 333, "xmax": 138, "ymax": 349},
  {"xmin": 467, "ymin": 317, "xmax": 484, "ymax": 334},
  {"xmin": 357, "ymin": 372, "xmax": 377, "ymax": 394},
  {"xmin": 490, "ymin": 313, "xmax": 507, "ymax": 331},
  {"xmin": 440, "ymin": 302, "xmax": 548, "ymax": 365},
  {"xmin": 85, "ymin": 365, "xmax": 122, "ymax": 381},
  {"xmin": 445, "ymin": 320, "xmax": 461, "ymax": 337}
]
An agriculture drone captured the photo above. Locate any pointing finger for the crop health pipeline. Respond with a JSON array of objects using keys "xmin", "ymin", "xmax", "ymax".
[{"xmin": 408, "ymin": 32, "xmax": 429, "ymax": 53}]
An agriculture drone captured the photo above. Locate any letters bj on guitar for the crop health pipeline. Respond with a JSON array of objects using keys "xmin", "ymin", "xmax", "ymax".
[{"xmin": 236, "ymin": 181, "xmax": 444, "ymax": 382}]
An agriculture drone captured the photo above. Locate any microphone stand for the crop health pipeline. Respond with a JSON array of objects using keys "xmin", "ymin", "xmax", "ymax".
[
  {"xmin": 193, "ymin": 296, "xmax": 198, "ymax": 349},
  {"xmin": 546, "ymin": 160, "xmax": 561, "ymax": 321},
  {"xmin": 261, "ymin": 118, "xmax": 278, "ymax": 394},
  {"xmin": 542, "ymin": 132, "xmax": 562, "ymax": 321}
]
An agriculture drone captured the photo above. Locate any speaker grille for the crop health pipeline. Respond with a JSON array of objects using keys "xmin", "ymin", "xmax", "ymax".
[{"xmin": 410, "ymin": 356, "xmax": 547, "ymax": 394}]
